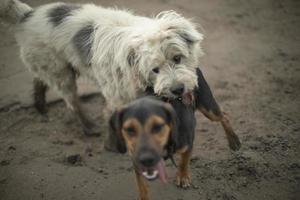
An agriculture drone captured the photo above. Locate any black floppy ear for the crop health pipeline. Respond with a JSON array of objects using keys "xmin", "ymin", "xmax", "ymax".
[
  {"xmin": 109, "ymin": 109, "xmax": 127, "ymax": 154},
  {"xmin": 163, "ymin": 103, "xmax": 178, "ymax": 147}
]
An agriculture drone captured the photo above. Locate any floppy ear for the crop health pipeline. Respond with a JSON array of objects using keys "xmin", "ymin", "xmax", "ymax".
[
  {"xmin": 176, "ymin": 29, "xmax": 203, "ymax": 44},
  {"xmin": 109, "ymin": 109, "xmax": 127, "ymax": 154},
  {"xmin": 156, "ymin": 11, "xmax": 203, "ymax": 44}
]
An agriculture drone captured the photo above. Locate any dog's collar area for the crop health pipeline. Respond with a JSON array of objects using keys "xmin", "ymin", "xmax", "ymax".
[
  {"xmin": 145, "ymin": 88, "xmax": 194, "ymax": 105},
  {"xmin": 160, "ymin": 96, "xmax": 184, "ymax": 104},
  {"xmin": 145, "ymin": 87, "xmax": 178, "ymax": 102}
]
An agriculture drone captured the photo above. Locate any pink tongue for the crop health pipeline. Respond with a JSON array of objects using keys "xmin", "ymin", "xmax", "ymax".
[
  {"xmin": 156, "ymin": 160, "xmax": 168, "ymax": 184},
  {"xmin": 182, "ymin": 92, "xmax": 193, "ymax": 105}
]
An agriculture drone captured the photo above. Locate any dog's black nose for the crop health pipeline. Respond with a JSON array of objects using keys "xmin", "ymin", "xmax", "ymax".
[
  {"xmin": 171, "ymin": 83, "xmax": 185, "ymax": 96},
  {"xmin": 138, "ymin": 152, "xmax": 159, "ymax": 167}
]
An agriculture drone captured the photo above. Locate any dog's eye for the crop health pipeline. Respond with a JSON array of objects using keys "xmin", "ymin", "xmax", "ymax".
[
  {"xmin": 173, "ymin": 55, "xmax": 182, "ymax": 64},
  {"xmin": 124, "ymin": 127, "xmax": 136, "ymax": 136},
  {"xmin": 151, "ymin": 123, "xmax": 165, "ymax": 133},
  {"xmin": 152, "ymin": 67, "xmax": 160, "ymax": 74}
]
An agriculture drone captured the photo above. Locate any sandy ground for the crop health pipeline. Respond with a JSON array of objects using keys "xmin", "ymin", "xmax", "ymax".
[{"xmin": 0, "ymin": 0, "xmax": 300, "ymax": 200}]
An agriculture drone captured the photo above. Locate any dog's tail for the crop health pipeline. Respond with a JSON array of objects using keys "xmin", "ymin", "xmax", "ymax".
[{"xmin": 0, "ymin": 0, "xmax": 33, "ymax": 24}]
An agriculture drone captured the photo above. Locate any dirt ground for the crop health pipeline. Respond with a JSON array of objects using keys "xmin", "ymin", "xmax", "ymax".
[{"xmin": 0, "ymin": 0, "xmax": 299, "ymax": 200}]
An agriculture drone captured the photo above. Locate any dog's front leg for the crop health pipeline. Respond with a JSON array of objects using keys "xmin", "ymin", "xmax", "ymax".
[
  {"xmin": 176, "ymin": 149, "xmax": 192, "ymax": 188},
  {"xmin": 66, "ymin": 95, "xmax": 102, "ymax": 136},
  {"xmin": 134, "ymin": 168, "xmax": 150, "ymax": 200},
  {"xmin": 194, "ymin": 68, "xmax": 241, "ymax": 150},
  {"xmin": 54, "ymin": 66, "xmax": 101, "ymax": 136}
]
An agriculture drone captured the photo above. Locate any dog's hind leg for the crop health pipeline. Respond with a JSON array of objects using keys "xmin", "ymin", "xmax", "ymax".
[
  {"xmin": 33, "ymin": 78, "xmax": 48, "ymax": 114},
  {"xmin": 21, "ymin": 47, "xmax": 101, "ymax": 136},
  {"xmin": 194, "ymin": 68, "xmax": 241, "ymax": 151}
]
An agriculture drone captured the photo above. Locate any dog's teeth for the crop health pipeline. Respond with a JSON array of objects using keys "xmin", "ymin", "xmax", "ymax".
[{"xmin": 142, "ymin": 170, "xmax": 158, "ymax": 180}]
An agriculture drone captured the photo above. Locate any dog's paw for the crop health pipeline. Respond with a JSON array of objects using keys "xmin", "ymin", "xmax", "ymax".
[
  {"xmin": 83, "ymin": 125, "xmax": 102, "ymax": 136},
  {"xmin": 104, "ymin": 142, "xmax": 117, "ymax": 152},
  {"xmin": 176, "ymin": 172, "xmax": 191, "ymax": 188},
  {"xmin": 228, "ymin": 133, "xmax": 241, "ymax": 151},
  {"xmin": 103, "ymin": 138, "xmax": 120, "ymax": 153},
  {"xmin": 37, "ymin": 114, "xmax": 49, "ymax": 123},
  {"xmin": 137, "ymin": 197, "xmax": 150, "ymax": 200}
]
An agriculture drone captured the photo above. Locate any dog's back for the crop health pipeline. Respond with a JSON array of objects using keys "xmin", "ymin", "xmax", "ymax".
[{"xmin": 0, "ymin": 1, "xmax": 138, "ymax": 69}]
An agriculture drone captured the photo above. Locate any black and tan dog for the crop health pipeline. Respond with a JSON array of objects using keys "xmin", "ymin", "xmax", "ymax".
[{"xmin": 109, "ymin": 67, "xmax": 241, "ymax": 200}]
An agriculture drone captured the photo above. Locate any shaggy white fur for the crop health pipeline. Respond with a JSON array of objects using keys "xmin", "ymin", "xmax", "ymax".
[{"xmin": 0, "ymin": 0, "xmax": 204, "ymax": 134}]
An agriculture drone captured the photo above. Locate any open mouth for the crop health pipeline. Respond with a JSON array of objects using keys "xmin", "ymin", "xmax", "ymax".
[
  {"xmin": 142, "ymin": 170, "xmax": 159, "ymax": 180},
  {"xmin": 178, "ymin": 91, "xmax": 194, "ymax": 105},
  {"xmin": 140, "ymin": 160, "xmax": 167, "ymax": 183}
]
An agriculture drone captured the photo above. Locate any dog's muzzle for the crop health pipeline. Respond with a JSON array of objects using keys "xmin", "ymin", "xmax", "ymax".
[
  {"xmin": 135, "ymin": 151, "xmax": 168, "ymax": 183},
  {"xmin": 170, "ymin": 84, "xmax": 195, "ymax": 105},
  {"xmin": 170, "ymin": 83, "xmax": 185, "ymax": 96}
]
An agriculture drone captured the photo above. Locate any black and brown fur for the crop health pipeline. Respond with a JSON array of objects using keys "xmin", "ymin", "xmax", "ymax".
[
  {"xmin": 110, "ymin": 98, "xmax": 179, "ymax": 200},
  {"xmin": 108, "ymin": 67, "xmax": 241, "ymax": 200}
]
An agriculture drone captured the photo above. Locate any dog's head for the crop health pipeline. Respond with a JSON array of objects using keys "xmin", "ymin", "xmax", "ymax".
[
  {"xmin": 109, "ymin": 97, "xmax": 177, "ymax": 183},
  {"xmin": 128, "ymin": 11, "xmax": 203, "ymax": 104}
]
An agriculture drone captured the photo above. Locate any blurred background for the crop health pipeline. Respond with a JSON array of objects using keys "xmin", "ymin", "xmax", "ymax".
[{"xmin": 0, "ymin": 1, "xmax": 299, "ymax": 200}]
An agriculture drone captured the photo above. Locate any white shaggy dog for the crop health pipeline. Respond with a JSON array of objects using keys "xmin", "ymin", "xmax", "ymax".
[{"xmin": 0, "ymin": 0, "xmax": 203, "ymax": 135}]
